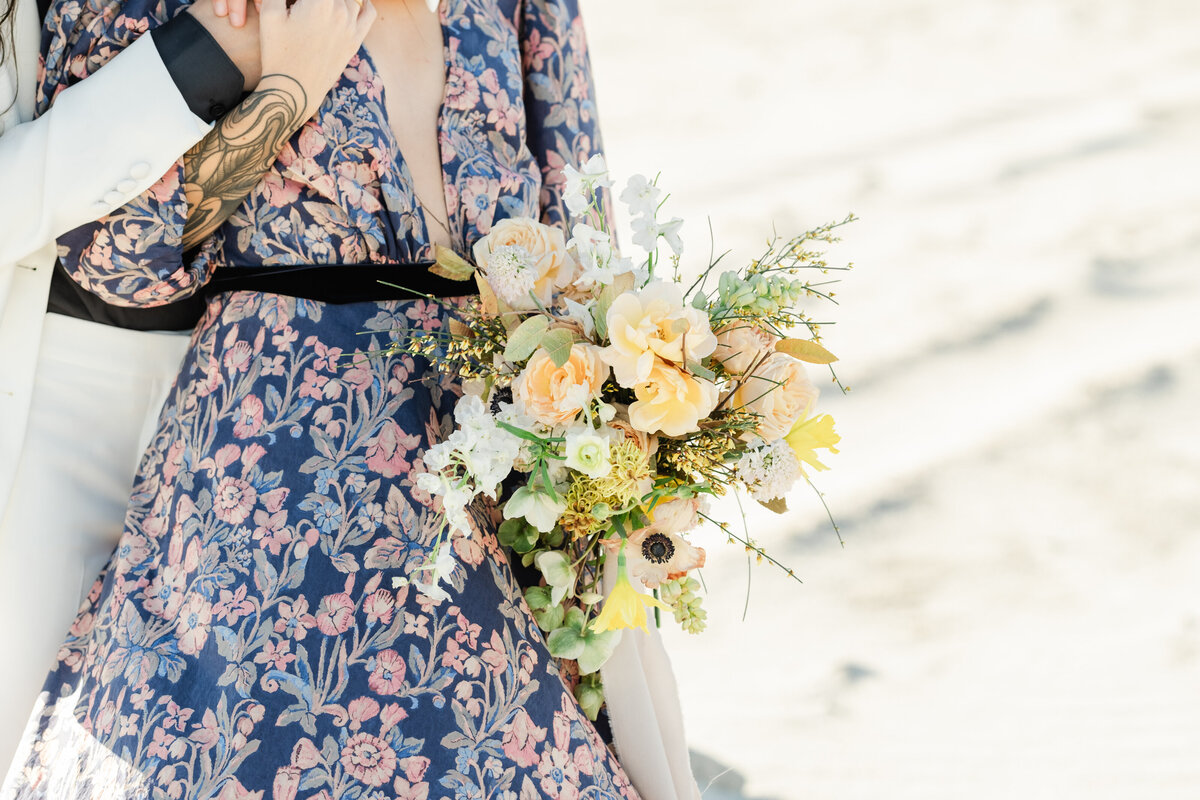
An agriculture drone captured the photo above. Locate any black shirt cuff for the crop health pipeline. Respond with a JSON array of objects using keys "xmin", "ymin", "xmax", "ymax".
[{"xmin": 151, "ymin": 12, "xmax": 245, "ymax": 124}]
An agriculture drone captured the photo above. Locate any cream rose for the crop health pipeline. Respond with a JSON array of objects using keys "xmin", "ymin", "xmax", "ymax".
[
  {"xmin": 602, "ymin": 281, "xmax": 718, "ymax": 387},
  {"xmin": 512, "ymin": 343, "xmax": 609, "ymax": 428},
  {"xmin": 628, "ymin": 361, "xmax": 719, "ymax": 437},
  {"xmin": 730, "ymin": 353, "xmax": 819, "ymax": 442},
  {"xmin": 473, "ymin": 218, "xmax": 577, "ymax": 309},
  {"xmin": 713, "ymin": 323, "xmax": 777, "ymax": 377}
]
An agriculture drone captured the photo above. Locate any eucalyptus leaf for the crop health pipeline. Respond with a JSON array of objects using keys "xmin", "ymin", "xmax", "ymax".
[
  {"xmin": 775, "ymin": 338, "xmax": 838, "ymax": 364},
  {"xmin": 691, "ymin": 292, "xmax": 708, "ymax": 310},
  {"xmin": 687, "ymin": 361, "xmax": 716, "ymax": 382},
  {"xmin": 541, "ymin": 328, "xmax": 575, "ymax": 368},
  {"xmin": 430, "ymin": 246, "xmax": 476, "ymax": 281},
  {"xmin": 758, "ymin": 496, "xmax": 789, "ymax": 514},
  {"xmin": 503, "ymin": 315, "xmax": 550, "ymax": 363}
]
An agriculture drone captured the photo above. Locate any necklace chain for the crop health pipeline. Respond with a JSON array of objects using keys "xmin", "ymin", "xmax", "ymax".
[{"xmin": 413, "ymin": 190, "xmax": 452, "ymax": 239}]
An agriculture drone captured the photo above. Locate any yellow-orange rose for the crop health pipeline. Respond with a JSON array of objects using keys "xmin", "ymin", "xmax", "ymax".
[
  {"xmin": 730, "ymin": 353, "xmax": 819, "ymax": 442},
  {"xmin": 713, "ymin": 323, "xmax": 777, "ymax": 376},
  {"xmin": 603, "ymin": 281, "xmax": 717, "ymax": 387},
  {"xmin": 473, "ymin": 218, "xmax": 577, "ymax": 309},
  {"xmin": 607, "ymin": 406, "xmax": 659, "ymax": 458},
  {"xmin": 628, "ymin": 361, "xmax": 719, "ymax": 437},
  {"xmin": 513, "ymin": 343, "xmax": 609, "ymax": 428}
]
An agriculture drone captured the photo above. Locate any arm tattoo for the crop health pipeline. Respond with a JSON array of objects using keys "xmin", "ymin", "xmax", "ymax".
[{"xmin": 181, "ymin": 74, "xmax": 310, "ymax": 251}]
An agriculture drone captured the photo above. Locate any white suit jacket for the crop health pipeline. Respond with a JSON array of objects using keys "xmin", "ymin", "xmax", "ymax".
[{"xmin": 0, "ymin": 0, "xmax": 212, "ymax": 522}]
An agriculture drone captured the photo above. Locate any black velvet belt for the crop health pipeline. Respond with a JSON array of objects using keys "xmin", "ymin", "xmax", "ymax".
[
  {"xmin": 206, "ymin": 261, "xmax": 478, "ymax": 304},
  {"xmin": 49, "ymin": 259, "xmax": 473, "ymax": 333}
]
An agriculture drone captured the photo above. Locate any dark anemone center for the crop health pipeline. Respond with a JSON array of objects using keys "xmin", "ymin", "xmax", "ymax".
[{"xmin": 642, "ymin": 533, "xmax": 675, "ymax": 564}]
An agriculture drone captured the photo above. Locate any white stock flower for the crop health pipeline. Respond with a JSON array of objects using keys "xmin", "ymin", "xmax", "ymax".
[
  {"xmin": 503, "ymin": 486, "xmax": 567, "ymax": 533},
  {"xmin": 411, "ymin": 543, "xmax": 457, "ymax": 603},
  {"xmin": 563, "ymin": 428, "xmax": 612, "ymax": 479},
  {"xmin": 735, "ymin": 439, "xmax": 802, "ymax": 502},
  {"xmin": 563, "ymin": 154, "xmax": 613, "ymax": 216},
  {"xmin": 560, "ymin": 296, "xmax": 597, "ymax": 339},
  {"xmin": 632, "ymin": 215, "xmax": 684, "ymax": 256},
  {"xmin": 619, "ymin": 174, "xmax": 662, "ymax": 218},
  {"xmin": 569, "ymin": 223, "xmax": 634, "ymax": 290}
]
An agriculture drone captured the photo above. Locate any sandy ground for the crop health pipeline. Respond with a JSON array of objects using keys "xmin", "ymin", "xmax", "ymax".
[{"xmin": 584, "ymin": 1, "xmax": 1200, "ymax": 797}]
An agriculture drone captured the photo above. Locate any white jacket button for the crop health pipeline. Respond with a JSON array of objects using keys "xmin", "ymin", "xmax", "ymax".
[
  {"xmin": 103, "ymin": 190, "xmax": 124, "ymax": 206},
  {"xmin": 116, "ymin": 179, "xmax": 138, "ymax": 193},
  {"xmin": 130, "ymin": 162, "xmax": 151, "ymax": 179}
]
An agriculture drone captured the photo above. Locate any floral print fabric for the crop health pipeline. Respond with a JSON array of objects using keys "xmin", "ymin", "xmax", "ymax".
[
  {"xmin": 3, "ymin": 0, "xmax": 638, "ymax": 798},
  {"xmin": 37, "ymin": 0, "xmax": 603, "ymax": 299}
]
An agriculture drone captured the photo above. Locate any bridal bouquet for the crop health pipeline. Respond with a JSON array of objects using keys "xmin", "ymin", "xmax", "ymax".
[{"xmin": 398, "ymin": 157, "xmax": 848, "ymax": 718}]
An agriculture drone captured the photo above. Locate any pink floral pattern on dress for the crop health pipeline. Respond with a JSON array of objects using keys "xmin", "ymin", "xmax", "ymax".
[{"xmin": 7, "ymin": 1, "xmax": 638, "ymax": 798}]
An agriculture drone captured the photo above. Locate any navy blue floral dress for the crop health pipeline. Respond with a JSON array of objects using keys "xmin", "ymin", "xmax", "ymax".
[{"xmin": 2, "ymin": 1, "xmax": 639, "ymax": 799}]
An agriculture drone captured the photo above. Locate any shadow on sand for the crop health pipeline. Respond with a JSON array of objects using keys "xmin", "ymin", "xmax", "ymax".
[{"xmin": 691, "ymin": 751, "xmax": 782, "ymax": 800}]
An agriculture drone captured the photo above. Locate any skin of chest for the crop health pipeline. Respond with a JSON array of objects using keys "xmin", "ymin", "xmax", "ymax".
[{"xmin": 363, "ymin": 0, "xmax": 453, "ymax": 247}]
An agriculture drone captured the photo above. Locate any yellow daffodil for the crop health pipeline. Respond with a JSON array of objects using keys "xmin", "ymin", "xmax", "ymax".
[
  {"xmin": 784, "ymin": 411, "xmax": 841, "ymax": 472},
  {"xmin": 591, "ymin": 543, "xmax": 671, "ymax": 634}
]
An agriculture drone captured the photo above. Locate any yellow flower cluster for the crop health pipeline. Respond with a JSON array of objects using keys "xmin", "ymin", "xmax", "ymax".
[{"xmin": 559, "ymin": 440, "xmax": 652, "ymax": 539}]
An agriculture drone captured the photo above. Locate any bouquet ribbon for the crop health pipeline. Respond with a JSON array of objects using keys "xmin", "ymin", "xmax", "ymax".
[{"xmin": 600, "ymin": 558, "xmax": 703, "ymax": 800}]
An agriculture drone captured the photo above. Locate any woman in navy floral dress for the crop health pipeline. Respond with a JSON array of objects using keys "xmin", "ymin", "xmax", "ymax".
[{"xmin": 1, "ymin": 0, "xmax": 641, "ymax": 798}]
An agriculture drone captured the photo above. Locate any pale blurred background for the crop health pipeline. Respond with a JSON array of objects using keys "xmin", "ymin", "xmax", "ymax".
[{"xmin": 585, "ymin": 1, "xmax": 1200, "ymax": 797}]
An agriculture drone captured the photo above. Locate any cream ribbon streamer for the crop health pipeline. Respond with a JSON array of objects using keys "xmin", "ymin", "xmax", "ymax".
[{"xmin": 600, "ymin": 557, "xmax": 703, "ymax": 800}]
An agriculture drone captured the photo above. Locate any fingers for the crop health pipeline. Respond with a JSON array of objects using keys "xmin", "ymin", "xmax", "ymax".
[
  {"xmin": 226, "ymin": 0, "xmax": 248, "ymax": 26},
  {"xmin": 212, "ymin": 0, "xmax": 228, "ymax": 16},
  {"xmin": 356, "ymin": 0, "xmax": 376, "ymax": 28}
]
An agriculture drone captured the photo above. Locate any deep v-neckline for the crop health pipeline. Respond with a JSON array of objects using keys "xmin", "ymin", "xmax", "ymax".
[{"xmin": 359, "ymin": 4, "xmax": 458, "ymax": 256}]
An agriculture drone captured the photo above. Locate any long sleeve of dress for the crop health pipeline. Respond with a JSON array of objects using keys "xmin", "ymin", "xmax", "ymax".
[
  {"xmin": 520, "ymin": 0, "xmax": 608, "ymax": 231},
  {"xmin": 39, "ymin": 0, "xmax": 212, "ymax": 308}
]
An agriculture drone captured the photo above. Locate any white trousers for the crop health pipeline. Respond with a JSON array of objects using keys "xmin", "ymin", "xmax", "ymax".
[{"xmin": 0, "ymin": 314, "xmax": 188, "ymax": 773}]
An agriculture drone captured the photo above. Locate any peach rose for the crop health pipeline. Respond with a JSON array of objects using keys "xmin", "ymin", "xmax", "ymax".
[
  {"xmin": 713, "ymin": 323, "xmax": 777, "ymax": 377},
  {"xmin": 473, "ymin": 218, "xmax": 577, "ymax": 309},
  {"xmin": 730, "ymin": 353, "xmax": 819, "ymax": 442},
  {"xmin": 648, "ymin": 496, "xmax": 706, "ymax": 534},
  {"xmin": 607, "ymin": 406, "xmax": 659, "ymax": 458},
  {"xmin": 603, "ymin": 281, "xmax": 718, "ymax": 387},
  {"xmin": 512, "ymin": 343, "xmax": 609, "ymax": 428},
  {"xmin": 628, "ymin": 361, "xmax": 719, "ymax": 437}
]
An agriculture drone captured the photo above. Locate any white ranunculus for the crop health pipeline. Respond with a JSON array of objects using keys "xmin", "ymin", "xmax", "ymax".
[
  {"xmin": 563, "ymin": 429, "xmax": 612, "ymax": 479},
  {"xmin": 503, "ymin": 486, "xmax": 567, "ymax": 533}
]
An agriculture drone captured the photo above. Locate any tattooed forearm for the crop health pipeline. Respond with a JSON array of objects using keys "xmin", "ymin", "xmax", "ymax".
[{"xmin": 181, "ymin": 74, "xmax": 310, "ymax": 250}]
